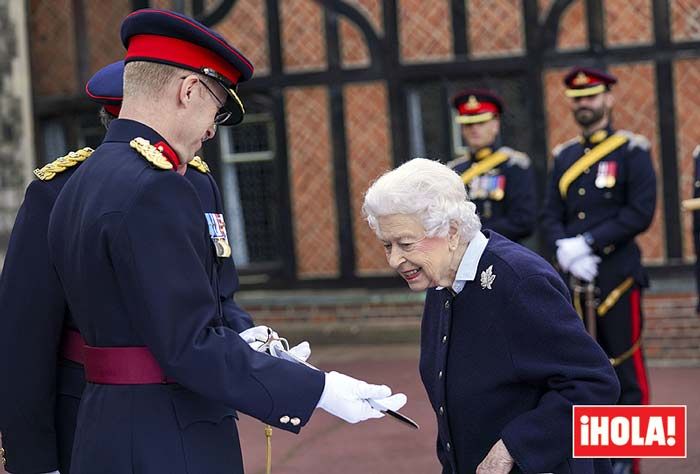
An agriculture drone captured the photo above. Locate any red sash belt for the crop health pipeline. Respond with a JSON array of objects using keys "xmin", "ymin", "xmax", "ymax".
[
  {"xmin": 59, "ymin": 329, "xmax": 175, "ymax": 384},
  {"xmin": 84, "ymin": 345, "xmax": 176, "ymax": 384}
]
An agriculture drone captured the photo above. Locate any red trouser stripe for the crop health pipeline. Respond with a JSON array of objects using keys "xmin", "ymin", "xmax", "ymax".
[
  {"xmin": 630, "ymin": 287, "xmax": 649, "ymax": 405},
  {"xmin": 630, "ymin": 287, "xmax": 648, "ymax": 474}
]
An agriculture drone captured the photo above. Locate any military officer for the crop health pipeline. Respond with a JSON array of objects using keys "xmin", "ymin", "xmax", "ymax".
[
  {"xmin": 0, "ymin": 59, "xmax": 266, "ymax": 473},
  {"xmin": 540, "ymin": 66, "xmax": 657, "ymax": 474},
  {"xmin": 447, "ymin": 89, "xmax": 536, "ymax": 242},
  {"xmin": 46, "ymin": 10, "xmax": 404, "ymax": 474},
  {"xmin": 692, "ymin": 146, "xmax": 700, "ymax": 313}
]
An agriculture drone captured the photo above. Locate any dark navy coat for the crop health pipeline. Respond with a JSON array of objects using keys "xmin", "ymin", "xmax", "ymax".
[
  {"xmin": 419, "ymin": 231, "xmax": 620, "ymax": 474},
  {"xmin": 0, "ymin": 145, "xmax": 255, "ymax": 472},
  {"xmin": 46, "ymin": 119, "xmax": 324, "ymax": 474},
  {"xmin": 540, "ymin": 127, "xmax": 656, "ymax": 286},
  {"xmin": 0, "ymin": 154, "xmax": 87, "ymax": 474},
  {"xmin": 448, "ymin": 146, "xmax": 536, "ymax": 242}
]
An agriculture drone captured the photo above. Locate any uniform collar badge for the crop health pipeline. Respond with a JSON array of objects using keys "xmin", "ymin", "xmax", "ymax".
[{"xmin": 480, "ymin": 265, "xmax": 496, "ymax": 290}]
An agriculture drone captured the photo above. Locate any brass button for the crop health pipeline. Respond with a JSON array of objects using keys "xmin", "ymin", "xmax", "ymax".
[
  {"xmin": 446, "ymin": 442, "xmax": 451, "ymax": 451},
  {"xmin": 578, "ymin": 188, "xmax": 586, "ymax": 196},
  {"xmin": 695, "ymin": 180, "xmax": 700, "ymax": 188},
  {"xmin": 584, "ymin": 168, "xmax": 590, "ymax": 174},
  {"xmin": 280, "ymin": 415, "xmax": 290, "ymax": 424},
  {"xmin": 578, "ymin": 212, "xmax": 586, "ymax": 220},
  {"xmin": 290, "ymin": 417, "xmax": 301, "ymax": 426},
  {"xmin": 603, "ymin": 245, "xmax": 615, "ymax": 254},
  {"xmin": 438, "ymin": 370, "xmax": 443, "ymax": 379},
  {"xmin": 444, "ymin": 300, "xmax": 450, "ymax": 309},
  {"xmin": 442, "ymin": 335, "xmax": 447, "ymax": 344},
  {"xmin": 439, "ymin": 406, "xmax": 444, "ymax": 415}
]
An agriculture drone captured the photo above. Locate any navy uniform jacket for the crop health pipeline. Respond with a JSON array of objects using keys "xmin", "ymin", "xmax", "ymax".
[
  {"xmin": 47, "ymin": 119, "xmax": 323, "ymax": 474},
  {"xmin": 0, "ymin": 147, "xmax": 254, "ymax": 472},
  {"xmin": 0, "ymin": 151, "xmax": 90, "ymax": 474},
  {"xmin": 447, "ymin": 146, "xmax": 536, "ymax": 241},
  {"xmin": 420, "ymin": 231, "xmax": 620, "ymax": 474},
  {"xmin": 540, "ymin": 127, "xmax": 656, "ymax": 286}
]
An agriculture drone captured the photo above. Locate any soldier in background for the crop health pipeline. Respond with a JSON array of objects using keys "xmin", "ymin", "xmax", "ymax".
[
  {"xmin": 447, "ymin": 89, "xmax": 536, "ymax": 242},
  {"xmin": 541, "ymin": 66, "xmax": 657, "ymax": 474},
  {"xmin": 692, "ymin": 146, "xmax": 700, "ymax": 313}
]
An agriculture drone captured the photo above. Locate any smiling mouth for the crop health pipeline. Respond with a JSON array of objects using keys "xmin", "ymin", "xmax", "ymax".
[{"xmin": 402, "ymin": 268, "xmax": 421, "ymax": 281}]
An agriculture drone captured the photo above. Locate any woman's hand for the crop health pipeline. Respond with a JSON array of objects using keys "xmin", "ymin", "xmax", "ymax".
[{"xmin": 476, "ymin": 439, "xmax": 514, "ymax": 474}]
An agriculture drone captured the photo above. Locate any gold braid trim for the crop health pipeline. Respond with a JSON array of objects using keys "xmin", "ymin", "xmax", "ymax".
[
  {"xmin": 597, "ymin": 277, "xmax": 635, "ymax": 317},
  {"xmin": 459, "ymin": 150, "xmax": 510, "ymax": 184},
  {"xmin": 610, "ymin": 338, "xmax": 643, "ymax": 367},
  {"xmin": 558, "ymin": 133, "xmax": 628, "ymax": 198},
  {"xmin": 33, "ymin": 147, "xmax": 94, "ymax": 181},
  {"xmin": 130, "ymin": 137, "xmax": 173, "ymax": 170},
  {"xmin": 189, "ymin": 156, "xmax": 210, "ymax": 173}
]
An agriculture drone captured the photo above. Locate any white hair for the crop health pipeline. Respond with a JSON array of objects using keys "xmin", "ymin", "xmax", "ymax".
[{"xmin": 362, "ymin": 158, "xmax": 481, "ymax": 240}]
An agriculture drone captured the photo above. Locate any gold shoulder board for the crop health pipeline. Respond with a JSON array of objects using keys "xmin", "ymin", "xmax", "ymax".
[
  {"xmin": 130, "ymin": 137, "xmax": 173, "ymax": 170},
  {"xmin": 189, "ymin": 156, "xmax": 210, "ymax": 174},
  {"xmin": 34, "ymin": 147, "xmax": 94, "ymax": 181}
]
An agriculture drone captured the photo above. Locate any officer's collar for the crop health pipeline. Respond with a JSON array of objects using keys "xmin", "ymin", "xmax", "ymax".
[
  {"xmin": 580, "ymin": 125, "xmax": 614, "ymax": 146},
  {"xmin": 472, "ymin": 146, "xmax": 494, "ymax": 161},
  {"xmin": 103, "ymin": 119, "xmax": 183, "ymax": 168}
]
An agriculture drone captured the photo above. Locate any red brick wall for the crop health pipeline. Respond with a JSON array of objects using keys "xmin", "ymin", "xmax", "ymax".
[
  {"xmin": 539, "ymin": 0, "xmax": 588, "ymax": 50},
  {"xmin": 284, "ymin": 86, "xmax": 339, "ymax": 279},
  {"xmin": 343, "ymin": 82, "xmax": 394, "ymax": 276},
  {"xmin": 644, "ymin": 293, "xmax": 700, "ymax": 364},
  {"xmin": 339, "ymin": 0, "xmax": 383, "ymax": 69},
  {"xmin": 241, "ymin": 290, "xmax": 700, "ymax": 365},
  {"xmin": 29, "ymin": 0, "xmax": 78, "ymax": 96},
  {"xmin": 604, "ymin": 0, "xmax": 653, "ymax": 46},
  {"xmin": 85, "ymin": 1, "xmax": 131, "ymax": 75},
  {"xmin": 670, "ymin": 0, "xmax": 700, "ymax": 43},
  {"xmin": 214, "ymin": 0, "xmax": 270, "ymax": 76},
  {"xmin": 398, "ymin": 0, "xmax": 453, "ymax": 63},
  {"xmin": 468, "ymin": 0, "xmax": 525, "ymax": 58},
  {"xmin": 673, "ymin": 59, "xmax": 700, "ymax": 261},
  {"xmin": 280, "ymin": 0, "xmax": 327, "ymax": 72}
]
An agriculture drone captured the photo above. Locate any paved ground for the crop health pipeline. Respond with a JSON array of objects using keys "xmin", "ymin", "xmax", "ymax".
[
  {"xmin": 236, "ymin": 344, "xmax": 699, "ymax": 474},
  {"xmin": 1, "ymin": 344, "xmax": 696, "ymax": 473}
]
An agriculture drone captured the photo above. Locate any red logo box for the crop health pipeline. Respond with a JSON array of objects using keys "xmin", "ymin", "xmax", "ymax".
[{"xmin": 573, "ymin": 405, "xmax": 686, "ymax": 458}]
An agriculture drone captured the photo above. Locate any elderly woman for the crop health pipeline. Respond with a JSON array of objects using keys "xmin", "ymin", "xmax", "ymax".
[{"xmin": 363, "ymin": 158, "xmax": 620, "ymax": 474}]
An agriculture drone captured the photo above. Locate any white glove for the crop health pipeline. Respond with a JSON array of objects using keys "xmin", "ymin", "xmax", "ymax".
[
  {"xmin": 569, "ymin": 254, "xmax": 601, "ymax": 282},
  {"xmin": 239, "ymin": 325, "xmax": 278, "ymax": 352},
  {"xmin": 316, "ymin": 371, "xmax": 406, "ymax": 424},
  {"xmin": 556, "ymin": 235, "xmax": 592, "ymax": 272},
  {"xmin": 269, "ymin": 340, "xmax": 311, "ymax": 362}
]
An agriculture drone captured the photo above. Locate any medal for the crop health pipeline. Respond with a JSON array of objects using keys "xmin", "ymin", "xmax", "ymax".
[{"xmin": 205, "ymin": 213, "xmax": 232, "ymax": 258}]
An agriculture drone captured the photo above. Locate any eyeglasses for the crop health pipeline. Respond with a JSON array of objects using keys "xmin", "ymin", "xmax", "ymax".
[
  {"xmin": 197, "ymin": 78, "xmax": 233, "ymax": 126},
  {"xmin": 200, "ymin": 67, "xmax": 245, "ymax": 126}
]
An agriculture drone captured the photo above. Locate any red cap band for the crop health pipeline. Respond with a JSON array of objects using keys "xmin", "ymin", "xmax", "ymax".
[
  {"xmin": 125, "ymin": 34, "xmax": 242, "ymax": 86},
  {"xmin": 457, "ymin": 101, "xmax": 499, "ymax": 116}
]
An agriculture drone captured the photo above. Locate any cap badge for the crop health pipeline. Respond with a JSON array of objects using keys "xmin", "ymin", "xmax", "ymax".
[
  {"xmin": 572, "ymin": 72, "xmax": 590, "ymax": 86},
  {"xmin": 466, "ymin": 95, "xmax": 480, "ymax": 111}
]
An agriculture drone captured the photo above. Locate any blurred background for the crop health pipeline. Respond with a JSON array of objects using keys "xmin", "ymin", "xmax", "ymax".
[{"xmin": 0, "ymin": 0, "xmax": 699, "ymax": 472}]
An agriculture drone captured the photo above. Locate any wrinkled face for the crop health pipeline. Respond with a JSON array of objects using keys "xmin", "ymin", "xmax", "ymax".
[
  {"xmin": 377, "ymin": 214, "xmax": 455, "ymax": 292},
  {"xmin": 461, "ymin": 118, "xmax": 500, "ymax": 150},
  {"xmin": 570, "ymin": 92, "xmax": 611, "ymax": 127}
]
